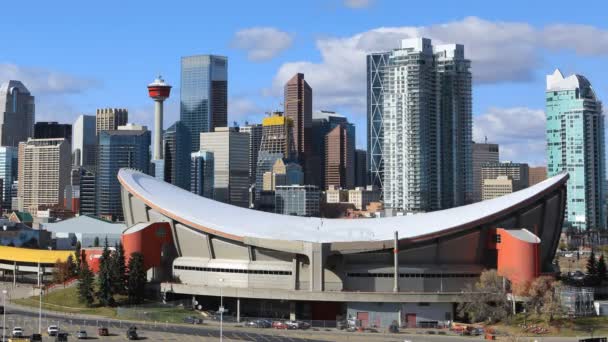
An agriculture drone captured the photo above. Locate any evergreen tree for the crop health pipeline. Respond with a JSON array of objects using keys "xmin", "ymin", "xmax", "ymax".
[
  {"xmin": 96, "ymin": 237, "xmax": 115, "ymax": 306},
  {"xmin": 74, "ymin": 241, "xmax": 82, "ymax": 274},
  {"xmin": 127, "ymin": 252, "xmax": 146, "ymax": 305},
  {"xmin": 111, "ymin": 242, "xmax": 127, "ymax": 295},
  {"xmin": 94, "ymin": 237, "xmax": 100, "ymax": 247},
  {"xmin": 66, "ymin": 254, "xmax": 76, "ymax": 277},
  {"xmin": 586, "ymin": 251, "xmax": 598, "ymax": 285},
  {"xmin": 598, "ymin": 254, "xmax": 607, "ymax": 283},
  {"xmin": 77, "ymin": 250, "xmax": 95, "ymax": 307}
]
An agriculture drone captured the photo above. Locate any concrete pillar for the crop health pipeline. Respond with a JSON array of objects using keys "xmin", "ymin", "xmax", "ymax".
[
  {"xmin": 236, "ymin": 298, "xmax": 240, "ymax": 323},
  {"xmin": 13, "ymin": 261, "xmax": 16, "ymax": 287},
  {"xmin": 306, "ymin": 243, "xmax": 327, "ymax": 292},
  {"xmin": 289, "ymin": 302, "xmax": 296, "ymax": 321},
  {"xmin": 153, "ymin": 100, "xmax": 163, "ymax": 160},
  {"xmin": 393, "ymin": 231, "xmax": 399, "ymax": 293},
  {"xmin": 292, "ymin": 257, "xmax": 298, "ymax": 290}
]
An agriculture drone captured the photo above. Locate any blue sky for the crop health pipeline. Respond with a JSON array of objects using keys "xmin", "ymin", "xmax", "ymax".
[{"xmin": 2, "ymin": 0, "xmax": 608, "ymax": 166}]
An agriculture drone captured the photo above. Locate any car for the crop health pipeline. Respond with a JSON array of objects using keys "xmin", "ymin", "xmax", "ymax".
[
  {"xmin": 272, "ymin": 321, "xmax": 288, "ymax": 329},
  {"xmin": 76, "ymin": 330, "xmax": 87, "ymax": 339},
  {"xmin": 126, "ymin": 326, "xmax": 138, "ymax": 340},
  {"xmin": 48, "ymin": 325, "xmax": 60, "ymax": 336},
  {"xmin": 97, "ymin": 327, "xmax": 109, "ymax": 336},
  {"xmin": 285, "ymin": 320, "xmax": 311, "ymax": 330},
  {"xmin": 55, "ymin": 332, "xmax": 68, "ymax": 342},
  {"xmin": 245, "ymin": 319, "xmax": 271, "ymax": 328},
  {"xmin": 183, "ymin": 315, "xmax": 203, "ymax": 324},
  {"xmin": 12, "ymin": 327, "xmax": 24, "ymax": 337},
  {"xmin": 31, "ymin": 333, "xmax": 43, "ymax": 342}
]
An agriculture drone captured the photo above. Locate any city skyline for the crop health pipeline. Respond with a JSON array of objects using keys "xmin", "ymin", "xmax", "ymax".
[{"xmin": 2, "ymin": 0, "xmax": 608, "ymax": 167}]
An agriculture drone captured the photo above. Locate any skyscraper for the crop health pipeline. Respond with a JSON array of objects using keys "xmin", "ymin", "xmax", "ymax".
[
  {"xmin": 96, "ymin": 108, "xmax": 128, "ymax": 134},
  {"xmin": 34, "ymin": 122, "xmax": 72, "ymax": 141},
  {"xmin": 481, "ymin": 162, "xmax": 529, "ymax": 191},
  {"xmin": 0, "ymin": 80, "xmax": 35, "ymax": 146},
  {"xmin": 354, "ymin": 149, "xmax": 368, "ymax": 188},
  {"xmin": 366, "ymin": 52, "xmax": 388, "ymax": 191},
  {"xmin": 0, "ymin": 146, "xmax": 18, "ymax": 209},
  {"xmin": 239, "ymin": 123, "xmax": 263, "ymax": 184},
  {"xmin": 546, "ymin": 69, "xmax": 605, "ymax": 230},
  {"xmin": 96, "ymin": 126, "xmax": 150, "ymax": 221},
  {"xmin": 78, "ymin": 167, "xmax": 96, "ymax": 216},
  {"xmin": 325, "ymin": 125, "xmax": 355, "ymax": 189},
  {"xmin": 472, "ymin": 142, "xmax": 499, "ymax": 202},
  {"xmin": 180, "ymin": 55, "xmax": 228, "ymax": 152},
  {"xmin": 284, "ymin": 73, "xmax": 312, "ymax": 182},
  {"xmin": 377, "ymin": 38, "xmax": 472, "ymax": 213},
  {"xmin": 72, "ymin": 115, "xmax": 96, "ymax": 168},
  {"xmin": 199, "ymin": 127, "xmax": 249, "ymax": 207},
  {"xmin": 190, "ymin": 150, "xmax": 214, "ymax": 198},
  {"xmin": 163, "ymin": 121, "xmax": 191, "ymax": 190},
  {"xmin": 529, "ymin": 166, "xmax": 547, "ymax": 186},
  {"xmin": 17, "ymin": 138, "xmax": 71, "ymax": 213}
]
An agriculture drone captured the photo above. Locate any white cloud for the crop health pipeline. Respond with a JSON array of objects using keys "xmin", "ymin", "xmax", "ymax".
[
  {"xmin": 0, "ymin": 63, "xmax": 98, "ymax": 94},
  {"xmin": 268, "ymin": 17, "xmax": 608, "ymax": 114},
  {"xmin": 473, "ymin": 107, "xmax": 547, "ymax": 165},
  {"xmin": 232, "ymin": 27, "xmax": 293, "ymax": 61},
  {"xmin": 229, "ymin": 97, "xmax": 265, "ymax": 125},
  {"xmin": 343, "ymin": 0, "xmax": 374, "ymax": 9}
]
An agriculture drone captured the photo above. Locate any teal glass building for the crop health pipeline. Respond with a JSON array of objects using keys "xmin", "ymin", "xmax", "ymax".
[{"xmin": 546, "ymin": 69, "xmax": 605, "ymax": 231}]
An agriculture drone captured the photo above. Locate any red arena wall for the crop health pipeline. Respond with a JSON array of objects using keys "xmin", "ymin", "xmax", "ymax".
[
  {"xmin": 122, "ymin": 222, "xmax": 173, "ymax": 270},
  {"xmin": 495, "ymin": 228, "xmax": 540, "ymax": 287}
]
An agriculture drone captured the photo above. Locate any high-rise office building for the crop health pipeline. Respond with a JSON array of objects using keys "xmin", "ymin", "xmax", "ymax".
[
  {"xmin": 180, "ymin": 55, "xmax": 228, "ymax": 152},
  {"xmin": 96, "ymin": 126, "xmax": 150, "ymax": 221},
  {"xmin": 366, "ymin": 53, "xmax": 388, "ymax": 191},
  {"xmin": 472, "ymin": 142, "xmax": 499, "ymax": 202},
  {"xmin": 482, "ymin": 176, "xmax": 516, "ymax": 201},
  {"xmin": 354, "ymin": 149, "xmax": 368, "ymax": 188},
  {"xmin": 259, "ymin": 112, "xmax": 294, "ymax": 158},
  {"xmin": 240, "ymin": 123, "xmax": 263, "ymax": 184},
  {"xmin": 34, "ymin": 122, "xmax": 72, "ymax": 141},
  {"xmin": 529, "ymin": 166, "xmax": 547, "ymax": 186},
  {"xmin": 275, "ymin": 185, "xmax": 320, "ymax": 217},
  {"xmin": 546, "ymin": 69, "xmax": 606, "ymax": 230},
  {"xmin": 72, "ymin": 115, "xmax": 96, "ymax": 168},
  {"xmin": 0, "ymin": 80, "xmax": 35, "ymax": 146},
  {"xmin": 481, "ymin": 162, "xmax": 529, "ymax": 191},
  {"xmin": 284, "ymin": 73, "xmax": 312, "ymax": 182},
  {"xmin": 325, "ymin": 125, "xmax": 355, "ymax": 190},
  {"xmin": 376, "ymin": 38, "xmax": 472, "ymax": 213},
  {"xmin": 17, "ymin": 138, "xmax": 71, "ymax": 213},
  {"xmin": 163, "ymin": 121, "xmax": 191, "ymax": 190},
  {"xmin": 199, "ymin": 127, "xmax": 249, "ymax": 207},
  {"xmin": 96, "ymin": 108, "xmax": 128, "ymax": 135},
  {"xmin": 78, "ymin": 167, "xmax": 96, "ymax": 216},
  {"xmin": 0, "ymin": 146, "xmax": 18, "ymax": 210},
  {"xmin": 190, "ymin": 150, "xmax": 214, "ymax": 198}
]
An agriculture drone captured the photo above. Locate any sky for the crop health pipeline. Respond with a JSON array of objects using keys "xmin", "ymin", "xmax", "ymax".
[{"xmin": 2, "ymin": 0, "xmax": 608, "ymax": 166}]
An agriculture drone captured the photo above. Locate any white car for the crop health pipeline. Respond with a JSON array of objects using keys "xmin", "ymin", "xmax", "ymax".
[
  {"xmin": 12, "ymin": 327, "xmax": 23, "ymax": 337},
  {"xmin": 47, "ymin": 325, "xmax": 59, "ymax": 336}
]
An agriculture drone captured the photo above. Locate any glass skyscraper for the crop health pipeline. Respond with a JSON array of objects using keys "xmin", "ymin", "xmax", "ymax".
[
  {"xmin": 0, "ymin": 146, "xmax": 18, "ymax": 209},
  {"xmin": 180, "ymin": 55, "xmax": 228, "ymax": 152},
  {"xmin": 366, "ymin": 53, "xmax": 388, "ymax": 191},
  {"xmin": 163, "ymin": 121, "xmax": 191, "ymax": 190},
  {"xmin": 546, "ymin": 69, "xmax": 605, "ymax": 231}
]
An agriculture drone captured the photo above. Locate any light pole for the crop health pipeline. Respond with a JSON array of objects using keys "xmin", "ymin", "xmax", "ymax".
[
  {"xmin": 2, "ymin": 289, "xmax": 7, "ymax": 341},
  {"xmin": 219, "ymin": 278, "xmax": 224, "ymax": 342},
  {"xmin": 38, "ymin": 270, "xmax": 43, "ymax": 334}
]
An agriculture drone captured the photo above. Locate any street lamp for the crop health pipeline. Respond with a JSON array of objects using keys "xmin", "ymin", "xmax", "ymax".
[
  {"xmin": 2, "ymin": 289, "xmax": 7, "ymax": 341},
  {"xmin": 219, "ymin": 278, "xmax": 224, "ymax": 342},
  {"xmin": 38, "ymin": 270, "xmax": 43, "ymax": 334}
]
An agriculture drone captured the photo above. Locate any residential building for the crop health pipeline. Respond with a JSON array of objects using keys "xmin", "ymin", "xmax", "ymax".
[
  {"xmin": 95, "ymin": 108, "xmax": 128, "ymax": 134},
  {"xmin": 472, "ymin": 142, "xmax": 500, "ymax": 202},
  {"xmin": 190, "ymin": 150, "xmax": 214, "ymax": 198},
  {"xmin": 348, "ymin": 186, "xmax": 381, "ymax": 210},
  {"xmin": 354, "ymin": 149, "xmax": 367, "ymax": 188},
  {"xmin": 96, "ymin": 126, "xmax": 150, "ymax": 221},
  {"xmin": 325, "ymin": 186, "xmax": 348, "ymax": 204},
  {"xmin": 275, "ymin": 185, "xmax": 320, "ymax": 217},
  {"xmin": 72, "ymin": 115, "xmax": 96, "ymax": 168},
  {"xmin": 367, "ymin": 53, "xmax": 388, "ymax": 191},
  {"xmin": 325, "ymin": 125, "xmax": 355, "ymax": 190},
  {"xmin": 546, "ymin": 69, "xmax": 606, "ymax": 230},
  {"xmin": 163, "ymin": 121, "xmax": 191, "ymax": 190},
  {"xmin": 240, "ymin": 123, "xmax": 263, "ymax": 184},
  {"xmin": 284, "ymin": 73, "xmax": 313, "ymax": 182},
  {"xmin": 17, "ymin": 138, "xmax": 71, "ymax": 213},
  {"xmin": 482, "ymin": 176, "xmax": 515, "ymax": 201},
  {"xmin": 0, "ymin": 80, "xmax": 35, "ymax": 146},
  {"xmin": 529, "ymin": 166, "xmax": 548, "ymax": 186},
  {"xmin": 180, "ymin": 55, "xmax": 228, "ymax": 152},
  {"xmin": 199, "ymin": 127, "xmax": 249, "ymax": 207},
  {"xmin": 34, "ymin": 122, "xmax": 72, "ymax": 141},
  {"xmin": 0, "ymin": 146, "xmax": 18, "ymax": 210},
  {"xmin": 481, "ymin": 162, "xmax": 529, "ymax": 192},
  {"xmin": 378, "ymin": 38, "xmax": 472, "ymax": 213}
]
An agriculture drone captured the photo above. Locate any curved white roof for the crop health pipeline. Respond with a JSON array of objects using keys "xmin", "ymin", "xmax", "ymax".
[{"xmin": 118, "ymin": 169, "xmax": 567, "ymax": 243}]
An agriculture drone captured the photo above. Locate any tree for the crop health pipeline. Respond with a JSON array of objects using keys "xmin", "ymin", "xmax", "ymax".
[
  {"xmin": 457, "ymin": 270, "xmax": 512, "ymax": 324},
  {"xmin": 66, "ymin": 254, "xmax": 76, "ymax": 277},
  {"xmin": 52, "ymin": 259, "xmax": 70, "ymax": 284},
  {"xmin": 74, "ymin": 241, "xmax": 82, "ymax": 274},
  {"xmin": 598, "ymin": 254, "xmax": 607, "ymax": 283},
  {"xmin": 93, "ymin": 237, "xmax": 100, "ymax": 247},
  {"xmin": 586, "ymin": 251, "xmax": 599, "ymax": 285},
  {"xmin": 96, "ymin": 237, "xmax": 115, "ymax": 306},
  {"xmin": 523, "ymin": 276, "xmax": 564, "ymax": 322},
  {"xmin": 77, "ymin": 250, "xmax": 95, "ymax": 307},
  {"xmin": 111, "ymin": 242, "xmax": 127, "ymax": 295},
  {"xmin": 127, "ymin": 252, "xmax": 146, "ymax": 305}
]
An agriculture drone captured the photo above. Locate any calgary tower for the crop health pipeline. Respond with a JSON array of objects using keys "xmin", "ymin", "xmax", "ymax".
[{"xmin": 148, "ymin": 76, "xmax": 172, "ymax": 160}]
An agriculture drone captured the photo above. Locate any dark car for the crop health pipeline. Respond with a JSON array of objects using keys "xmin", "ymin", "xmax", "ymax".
[
  {"xmin": 31, "ymin": 333, "xmax": 43, "ymax": 342},
  {"xmin": 97, "ymin": 327, "xmax": 109, "ymax": 336},
  {"xmin": 126, "ymin": 326, "xmax": 138, "ymax": 340},
  {"xmin": 55, "ymin": 332, "xmax": 69, "ymax": 342},
  {"xmin": 183, "ymin": 316, "xmax": 203, "ymax": 324},
  {"xmin": 245, "ymin": 319, "xmax": 271, "ymax": 328}
]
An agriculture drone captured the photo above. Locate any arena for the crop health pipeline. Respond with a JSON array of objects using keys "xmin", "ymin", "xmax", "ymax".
[{"xmin": 118, "ymin": 169, "xmax": 567, "ymax": 328}]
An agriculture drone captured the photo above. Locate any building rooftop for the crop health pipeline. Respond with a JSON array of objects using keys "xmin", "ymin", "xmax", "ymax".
[{"xmin": 41, "ymin": 215, "xmax": 126, "ymax": 235}]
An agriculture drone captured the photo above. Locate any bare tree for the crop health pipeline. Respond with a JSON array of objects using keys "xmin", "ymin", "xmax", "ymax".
[{"xmin": 457, "ymin": 270, "xmax": 512, "ymax": 323}]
